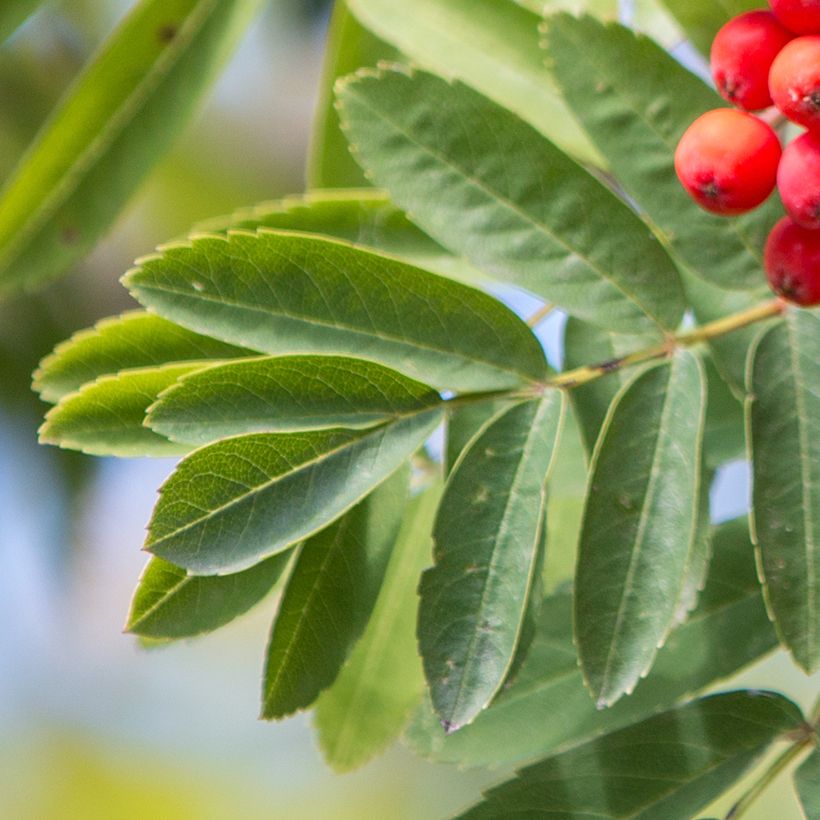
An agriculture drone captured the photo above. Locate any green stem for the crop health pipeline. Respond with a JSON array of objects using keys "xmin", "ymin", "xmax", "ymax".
[{"xmin": 725, "ymin": 734, "xmax": 814, "ymax": 819}]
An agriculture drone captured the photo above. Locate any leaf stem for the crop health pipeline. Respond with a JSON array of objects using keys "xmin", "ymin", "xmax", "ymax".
[
  {"xmin": 527, "ymin": 302, "xmax": 556, "ymax": 327},
  {"xmin": 725, "ymin": 731, "xmax": 815, "ymax": 819}
]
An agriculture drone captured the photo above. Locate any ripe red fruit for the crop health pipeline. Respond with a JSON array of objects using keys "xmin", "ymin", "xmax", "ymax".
[
  {"xmin": 764, "ymin": 216, "xmax": 820, "ymax": 305},
  {"xmin": 711, "ymin": 11, "xmax": 793, "ymax": 110},
  {"xmin": 674, "ymin": 109, "xmax": 782, "ymax": 215},
  {"xmin": 777, "ymin": 131, "xmax": 820, "ymax": 228},
  {"xmin": 768, "ymin": 0, "xmax": 820, "ymax": 35},
  {"xmin": 769, "ymin": 36, "xmax": 820, "ymax": 128}
]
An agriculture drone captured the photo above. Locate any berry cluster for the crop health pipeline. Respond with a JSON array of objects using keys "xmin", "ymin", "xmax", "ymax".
[{"xmin": 674, "ymin": 1, "xmax": 820, "ymax": 306}]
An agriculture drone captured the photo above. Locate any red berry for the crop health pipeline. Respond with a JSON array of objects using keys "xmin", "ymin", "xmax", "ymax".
[
  {"xmin": 769, "ymin": 36, "xmax": 820, "ymax": 128},
  {"xmin": 711, "ymin": 12, "xmax": 793, "ymax": 110},
  {"xmin": 777, "ymin": 131, "xmax": 820, "ymax": 228},
  {"xmin": 769, "ymin": 0, "xmax": 820, "ymax": 35},
  {"xmin": 765, "ymin": 216, "xmax": 820, "ymax": 305},
  {"xmin": 674, "ymin": 109, "xmax": 782, "ymax": 215}
]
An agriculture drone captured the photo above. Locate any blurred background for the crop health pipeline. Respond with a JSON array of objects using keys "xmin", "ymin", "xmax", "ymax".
[{"xmin": 0, "ymin": 2, "xmax": 816, "ymax": 818}]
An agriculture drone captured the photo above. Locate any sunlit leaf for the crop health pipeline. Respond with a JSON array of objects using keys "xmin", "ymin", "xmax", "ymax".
[
  {"xmin": 748, "ymin": 309, "xmax": 820, "ymax": 673},
  {"xmin": 576, "ymin": 351, "xmax": 706, "ymax": 707},
  {"xmin": 419, "ymin": 395, "xmax": 565, "ymax": 732},
  {"xmin": 262, "ymin": 468, "xmax": 408, "ymax": 718},
  {"xmin": 124, "ymin": 231, "xmax": 547, "ymax": 393},
  {"xmin": 0, "ymin": 0, "xmax": 264, "ymax": 294},
  {"xmin": 337, "ymin": 67, "xmax": 686, "ymax": 336},
  {"xmin": 315, "ymin": 481, "xmax": 440, "ymax": 771}
]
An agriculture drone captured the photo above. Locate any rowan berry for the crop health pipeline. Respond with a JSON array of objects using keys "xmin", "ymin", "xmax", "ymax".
[
  {"xmin": 768, "ymin": 0, "xmax": 820, "ymax": 35},
  {"xmin": 711, "ymin": 11, "xmax": 793, "ymax": 110},
  {"xmin": 674, "ymin": 109, "xmax": 782, "ymax": 215},
  {"xmin": 769, "ymin": 36, "xmax": 820, "ymax": 128},
  {"xmin": 764, "ymin": 216, "xmax": 820, "ymax": 305},
  {"xmin": 777, "ymin": 131, "xmax": 820, "ymax": 228}
]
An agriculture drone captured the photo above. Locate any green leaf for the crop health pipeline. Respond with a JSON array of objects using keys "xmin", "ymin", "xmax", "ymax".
[
  {"xmin": 0, "ymin": 0, "xmax": 45, "ymax": 43},
  {"xmin": 405, "ymin": 516, "xmax": 779, "ymax": 767},
  {"xmin": 656, "ymin": 0, "xmax": 761, "ymax": 56},
  {"xmin": 308, "ymin": 2, "xmax": 397, "ymax": 188},
  {"xmin": 38, "ymin": 363, "xmax": 202, "ymax": 456},
  {"xmin": 0, "ymin": 0, "xmax": 263, "ymax": 295},
  {"xmin": 34, "ymin": 310, "xmax": 253, "ymax": 404},
  {"xmin": 126, "ymin": 552, "xmax": 291, "ymax": 639},
  {"xmin": 315, "ymin": 481, "xmax": 440, "ymax": 772},
  {"xmin": 346, "ymin": 0, "xmax": 601, "ymax": 164},
  {"xmin": 748, "ymin": 309, "xmax": 820, "ymax": 673},
  {"xmin": 703, "ymin": 354, "xmax": 745, "ymax": 470},
  {"xmin": 795, "ymin": 749, "xmax": 820, "ymax": 820},
  {"xmin": 146, "ymin": 355, "xmax": 441, "ymax": 444},
  {"xmin": 576, "ymin": 351, "xmax": 706, "ymax": 707},
  {"xmin": 458, "ymin": 691, "xmax": 803, "ymax": 819},
  {"xmin": 563, "ymin": 317, "xmax": 654, "ymax": 454},
  {"xmin": 195, "ymin": 190, "xmax": 487, "ymax": 286},
  {"xmin": 145, "ymin": 407, "xmax": 443, "ymax": 575},
  {"xmin": 337, "ymin": 67, "xmax": 686, "ymax": 336},
  {"xmin": 124, "ymin": 231, "xmax": 546, "ymax": 393},
  {"xmin": 445, "ymin": 400, "xmax": 513, "ymax": 474},
  {"xmin": 419, "ymin": 395, "xmax": 565, "ymax": 732},
  {"xmin": 542, "ymin": 13, "xmax": 781, "ymax": 292},
  {"xmin": 261, "ymin": 467, "xmax": 408, "ymax": 719}
]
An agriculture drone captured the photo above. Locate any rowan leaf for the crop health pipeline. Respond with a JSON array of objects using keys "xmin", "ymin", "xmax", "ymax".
[
  {"xmin": 795, "ymin": 749, "xmax": 820, "ymax": 820},
  {"xmin": 419, "ymin": 394, "xmax": 565, "ymax": 732},
  {"xmin": 124, "ymin": 231, "xmax": 546, "ymax": 393},
  {"xmin": 0, "ymin": 0, "xmax": 45, "ymax": 43},
  {"xmin": 337, "ymin": 67, "xmax": 686, "ymax": 336}
]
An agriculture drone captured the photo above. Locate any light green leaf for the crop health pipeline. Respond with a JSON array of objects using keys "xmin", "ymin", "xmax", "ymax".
[
  {"xmin": 315, "ymin": 482, "xmax": 440, "ymax": 772},
  {"xmin": 563, "ymin": 317, "xmax": 654, "ymax": 454},
  {"xmin": 195, "ymin": 190, "xmax": 487, "ymax": 286},
  {"xmin": 145, "ymin": 407, "xmax": 443, "ymax": 575},
  {"xmin": 576, "ymin": 351, "xmax": 706, "ymax": 707},
  {"xmin": 0, "ymin": 0, "xmax": 263, "ymax": 295},
  {"xmin": 405, "ymin": 517, "xmax": 779, "ymax": 767},
  {"xmin": 748, "ymin": 309, "xmax": 820, "ymax": 673},
  {"xmin": 38, "ymin": 363, "xmax": 202, "ymax": 456},
  {"xmin": 146, "ymin": 355, "xmax": 440, "ymax": 444},
  {"xmin": 656, "ymin": 0, "xmax": 761, "ymax": 56},
  {"xmin": 346, "ymin": 0, "xmax": 601, "ymax": 164},
  {"xmin": 419, "ymin": 395, "xmax": 565, "ymax": 732},
  {"xmin": 33, "ymin": 310, "xmax": 253, "ymax": 404},
  {"xmin": 542, "ymin": 13, "xmax": 781, "ymax": 292},
  {"xmin": 126, "ymin": 552, "xmax": 291, "ymax": 639},
  {"xmin": 124, "ymin": 231, "xmax": 546, "ymax": 393},
  {"xmin": 0, "ymin": 0, "xmax": 45, "ymax": 43},
  {"xmin": 308, "ymin": 1, "xmax": 396, "ymax": 188},
  {"xmin": 262, "ymin": 468, "xmax": 408, "ymax": 719},
  {"xmin": 795, "ymin": 749, "xmax": 820, "ymax": 820},
  {"xmin": 458, "ymin": 691, "xmax": 803, "ymax": 819},
  {"xmin": 337, "ymin": 67, "xmax": 685, "ymax": 336}
]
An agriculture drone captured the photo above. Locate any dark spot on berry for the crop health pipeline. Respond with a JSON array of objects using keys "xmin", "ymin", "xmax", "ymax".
[
  {"xmin": 699, "ymin": 179, "xmax": 721, "ymax": 201},
  {"xmin": 157, "ymin": 24, "xmax": 177, "ymax": 43}
]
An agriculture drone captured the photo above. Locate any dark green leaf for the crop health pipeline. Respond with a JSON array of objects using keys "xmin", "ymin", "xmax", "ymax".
[
  {"xmin": 576, "ymin": 351, "xmax": 706, "ymax": 707},
  {"xmin": 419, "ymin": 395, "xmax": 565, "ymax": 732},
  {"xmin": 124, "ymin": 231, "xmax": 546, "ymax": 393},
  {"xmin": 795, "ymin": 749, "xmax": 820, "ymax": 820},
  {"xmin": 346, "ymin": 0, "xmax": 601, "ymax": 163},
  {"xmin": 445, "ymin": 400, "xmax": 512, "ymax": 475},
  {"xmin": 146, "ymin": 355, "xmax": 441, "ymax": 444},
  {"xmin": 748, "ymin": 309, "xmax": 820, "ymax": 673},
  {"xmin": 405, "ymin": 516, "xmax": 778, "ymax": 767},
  {"xmin": 458, "ymin": 691, "xmax": 802, "ymax": 819},
  {"xmin": 0, "ymin": 0, "xmax": 263, "ymax": 295},
  {"xmin": 126, "ymin": 552, "xmax": 291, "ymax": 639},
  {"xmin": 196, "ymin": 190, "xmax": 487, "ymax": 286},
  {"xmin": 308, "ymin": 1, "xmax": 397, "ymax": 188},
  {"xmin": 33, "ymin": 310, "xmax": 254, "ymax": 404},
  {"xmin": 145, "ymin": 408, "xmax": 442, "ymax": 575},
  {"xmin": 337, "ymin": 67, "xmax": 686, "ymax": 336},
  {"xmin": 542, "ymin": 13, "xmax": 781, "ymax": 291},
  {"xmin": 261, "ymin": 468, "xmax": 408, "ymax": 718},
  {"xmin": 703, "ymin": 354, "xmax": 745, "ymax": 470},
  {"xmin": 38, "ymin": 363, "xmax": 200, "ymax": 456},
  {"xmin": 315, "ymin": 481, "xmax": 439, "ymax": 772}
]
